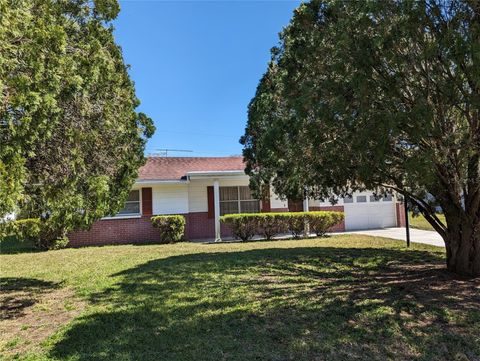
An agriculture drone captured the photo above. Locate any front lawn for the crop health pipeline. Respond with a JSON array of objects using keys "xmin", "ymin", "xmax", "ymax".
[
  {"xmin": 1, "ymin": 236, "xmax": 479, "ymax": 361},
  {"xmin": 409, "ymin": 212, "xmax": 446, "ymax": 231}
]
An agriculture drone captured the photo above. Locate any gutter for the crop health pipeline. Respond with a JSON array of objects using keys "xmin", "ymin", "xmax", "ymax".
[
  {"xmin": 134, "ymin": 179, "xmax": 189, "ymax": 185},
  {"xmin": 186, "ymin": 170, "xmax": 246, "ymax": 179}
]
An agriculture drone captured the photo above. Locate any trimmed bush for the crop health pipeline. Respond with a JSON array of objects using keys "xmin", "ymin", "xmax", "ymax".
[
  {"xmin": 307, "ymin": 211, "xmax": 345, "ymax": 236},
  {"xmin": 287, "ymin": 213, "xmax": 308, "ymax": 239},
  {"xmin": 220, "ymin": 213, "xmax": 258, "ymax": 241},
  {"xmin": 221, "ymin": 211, "xmax": 344, "ymax": 241},
  {"xmin": 151, "ymin": 215, "xmax": 186, "ymax": 243},
  {"xmin": 256, "ymin": 213, "xmax": 288, "ymax": 240}
]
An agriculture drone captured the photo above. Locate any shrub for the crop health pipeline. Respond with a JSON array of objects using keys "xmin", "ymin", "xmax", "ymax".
[
  {"xmin": 151, "ymin": 215, "xmax": 186, "ymax": 243},
  {"xmin": 36, "ymin": 223, "xmax": 70, "ymax": 250},
  {"xmin": 1, "ymin": 218, "xmax": 72, "ymax": 250},
  {"xmin": 287, "ymin": 213, "xmax": 308, "ymax": 239},
  {"xmin": 46, "ymin": 235, "xmax": 70, "ymax": 250},
  {"xmin": 220, "ymin": 213, "xmax": 259, "ymax": 241},
  {"xmin": 256, "ymin": 213, "xmax": 288, "ymax": 240},
  {"xmin": 221, "ymin": 211, "xmax": 344, "ymax": 241},
  {"xmin": 306, "ymin": 211, "xmax": 345, "ymax": 236},
  {"xmin": 3, "ymin": 218, "xmax": 41, "ymax": 242}
]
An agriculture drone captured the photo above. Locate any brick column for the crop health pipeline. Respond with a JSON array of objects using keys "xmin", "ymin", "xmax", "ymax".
[{"xmin": 396, "ymin": 202, "xmax": 406, "ymax": 227}]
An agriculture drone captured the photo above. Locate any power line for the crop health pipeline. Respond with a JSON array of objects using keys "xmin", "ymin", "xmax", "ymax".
[
  {"xmin": 155, "ymin": 129, "xmax": 241, "ymax": 139},
  {"xmin": 153, "ymin": 149, "xmax": 193, "ymax": 157},
  {"xmin": 147, "ymin": 148, "xmax": 242, "ymax": 157}
]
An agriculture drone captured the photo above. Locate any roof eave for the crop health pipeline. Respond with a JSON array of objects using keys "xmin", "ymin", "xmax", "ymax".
[
  {"xmin": 135, "ymin": 179, "xmax": 189, "ymax": 185},
  {"xmin": 186, "ymin": 170, "xmax": 246, "ymax": 179}
]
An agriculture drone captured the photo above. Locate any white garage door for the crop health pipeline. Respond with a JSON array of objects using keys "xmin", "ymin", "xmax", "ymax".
[{"xmin": 344, "ymin": 202, "xmax": 396, "ymax": 230}]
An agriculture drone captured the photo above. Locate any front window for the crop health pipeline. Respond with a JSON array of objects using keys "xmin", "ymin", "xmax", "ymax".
[
  {"xmin": 356, "ymin": 195, "xmax": 367, "ymax": 203},
  {"xmin": 220, "ymin": 186, "xmax": 259, "ymax": 215},
  {"xmin": 118, "ymin": 190, "xmax": 141, "ymax": 215}
]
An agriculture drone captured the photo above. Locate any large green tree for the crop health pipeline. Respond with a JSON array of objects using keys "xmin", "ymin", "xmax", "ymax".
[
  {"xmin": 242, "ymin": 0, "xmax": 480, "ymax": 276},
  {"xmin": 0, "ymin": 0, "xmax": 154, "ymax": 246}
]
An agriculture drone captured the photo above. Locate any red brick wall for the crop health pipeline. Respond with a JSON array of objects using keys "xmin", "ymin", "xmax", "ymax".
[
  {"xmin": 184, "ymin": 212, "xmax": 232, "ymax": 240},
  {"xmin": 309, "ymin": 205, "xmax": 345, "ymax": 232},
  {"xmin": 396, "ymin": 202, "xmax": 406, "ymax": 227},
  {"xmin": 68, "ymin": 216, "xmax": 161, "ymax": 247},
  {"xmin": 68, "ymin": 212, "xmax": 234, "ymax": 246}
]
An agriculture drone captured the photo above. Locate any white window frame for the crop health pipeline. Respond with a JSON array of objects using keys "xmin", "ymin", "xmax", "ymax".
[
  {"xmin": 356, "ymin": 195, "xmax": 367, "ymax": 203},
  {"xmin": 102, "ymin": 189, "xmax": 142, "ymax": 220},
  {"xmin": 219, "ymin": 186, "xmax": 260, "ymax": 215},
  {"xmin": 383, "ymin": 194, "xmax": 393, "ymax": 202}
]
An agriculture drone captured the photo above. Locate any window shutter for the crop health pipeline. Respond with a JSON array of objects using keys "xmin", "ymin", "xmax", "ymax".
[
  {"xmin": 207, "ymin": 186, "xmax": 214, "ymax": 219},
  {"xmin": 261, "ymin": 186, "xmax": 271, "ymax": 212},
  {"xmin": 142, "ymin": 188, "xmax": 153, "ymax": 216}
]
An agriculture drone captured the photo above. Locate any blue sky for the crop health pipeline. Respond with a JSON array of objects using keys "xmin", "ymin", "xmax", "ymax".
[{"xmin": 114, "ymin": 0, "xmax": 300, "ymax": 156}]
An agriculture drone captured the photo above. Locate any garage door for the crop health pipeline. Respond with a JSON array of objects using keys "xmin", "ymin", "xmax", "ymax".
[{"xmin": 344, "ymin": 202, "xmax": 396, "ymax": 230}]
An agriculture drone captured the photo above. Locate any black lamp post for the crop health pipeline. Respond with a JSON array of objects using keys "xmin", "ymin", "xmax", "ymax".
[{"xmin": 404, "ymin": 195, "xmax": 411, "ymax": 248}]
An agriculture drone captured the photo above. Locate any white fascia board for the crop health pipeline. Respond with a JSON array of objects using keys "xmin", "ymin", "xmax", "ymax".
[
  {"xmin": 186, "ymin": 170, "xmax": 246, "ymax": 179},
  {"xmin": 134, "ymin": 179, "xmax": 189, "ymax": 186},
  {"xmin": 101, "ymin": 214, "xmax": 142, "ymax": 220}
]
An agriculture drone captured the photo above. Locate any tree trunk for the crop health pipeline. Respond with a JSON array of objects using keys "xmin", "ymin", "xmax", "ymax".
[{"xmin": 444, "ymin": 220, "xmax": 480, "ymax": 277}]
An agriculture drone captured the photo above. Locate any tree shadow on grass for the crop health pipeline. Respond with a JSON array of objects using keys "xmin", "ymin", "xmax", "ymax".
[
  {"xmin": 0, "ymin": 277, "xmax": 60, "ymax": 320},
  {"xmin": 50, "ymin": 247, "xmax": 480, "ymax": 361}
]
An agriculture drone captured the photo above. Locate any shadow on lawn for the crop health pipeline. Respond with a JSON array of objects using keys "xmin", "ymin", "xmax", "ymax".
[
  {"xmin": 50, "ymin": 247, "xmax": 480, "ymax": 361},
  {"xmin": 0, "ymin": 277, "xmax": 60, "ymax": 319},
  {"xmin": 0, "ymin": 236, "xmax": 38, "ymax": 255}
]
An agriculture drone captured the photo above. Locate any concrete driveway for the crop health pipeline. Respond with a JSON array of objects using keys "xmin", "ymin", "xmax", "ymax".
[{"xmin": 342, "ymin": 227, "xmax": 444, "ymax": 247}]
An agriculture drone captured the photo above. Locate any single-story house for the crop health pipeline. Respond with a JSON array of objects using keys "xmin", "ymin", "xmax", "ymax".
[{"xmin": 69, "ymin": 156, "xmax": 406, "ymax": 246}]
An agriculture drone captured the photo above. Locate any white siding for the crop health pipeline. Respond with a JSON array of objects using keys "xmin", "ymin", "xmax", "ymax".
[
  {"xmin": 188, "ymin": 179, "xmax": 210, "ymax": 213},
  {"xmin": 270, "ymin": 189, "xmax": 288, "ymax": 209},
  {"xmin": 309, "ymin": 197, "xmax": 344, "ymax": 207},
  {"xmin": 188, "ymin": 177, "xmax": 250, "ymax": 213},
  {"xmin": 152, "ymin": 184, "xmax": 189, "ymax": 215},
  {"xmin": 308, "ymin": 199, "xmax": 320, "ymax": 207},
  {"xmin": 271, "ymin": 195, "xmax": 341, "ymax": 209}
]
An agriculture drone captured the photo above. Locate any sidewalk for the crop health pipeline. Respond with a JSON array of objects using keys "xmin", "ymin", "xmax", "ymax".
[
  {"xmin": 342, "ymin": 227, "xmax": 444, "ymax": 247},
  {"xmin": 193, "ymin": 227, "xmax": 445, "ymax": 247}
]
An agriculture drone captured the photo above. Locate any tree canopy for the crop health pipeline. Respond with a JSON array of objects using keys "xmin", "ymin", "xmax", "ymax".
[
  {"xmin": 0, "ymin": 0, "xmax": 154, "ymax": 246},
  {"xmin": 242, "ymin": 0, "xmax": 480, "ymax": 276}
]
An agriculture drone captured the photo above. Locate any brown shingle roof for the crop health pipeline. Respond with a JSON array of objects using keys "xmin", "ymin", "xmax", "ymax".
[{"xmin": 138, "ymin": 156, "xmax": 245, "ymax": 181}]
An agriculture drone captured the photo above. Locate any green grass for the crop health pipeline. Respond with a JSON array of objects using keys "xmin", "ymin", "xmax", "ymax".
[
  {"xmin": 408, "ymin": 212, "xmax": 446, "ymax": 231},
  {"xmin": 1, "ymin": 236, "xmax": 479, "ymax": 361}
]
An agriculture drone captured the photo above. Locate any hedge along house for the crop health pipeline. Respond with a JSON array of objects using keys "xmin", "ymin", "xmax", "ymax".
[{"xmin": 68, "ymin": 156, "xmax": 407, "ymax": 246}]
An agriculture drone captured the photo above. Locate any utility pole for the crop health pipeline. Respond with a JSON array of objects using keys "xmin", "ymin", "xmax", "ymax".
[{"xmin": 404, "ymin": 195, "xmax": 411, "ymax": 248}]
